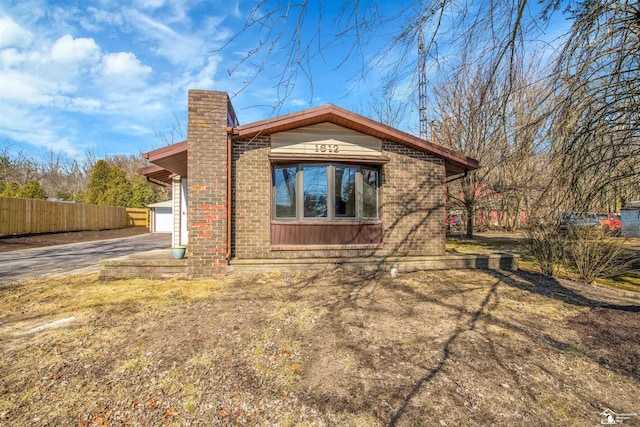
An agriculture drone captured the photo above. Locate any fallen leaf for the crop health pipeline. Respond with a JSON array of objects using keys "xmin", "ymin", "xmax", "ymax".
[
  {"xmin": 219, "ymin": 410, "xmax": 229, "ymax": 418},
  {"xmin": 91, "ymin": 416, "xmax": 108, "ymax": 427},
  {"xmin": 146, "ymin": 398, "xmax": 158, "ymax": 409},
  {"xmin": 90, "ymin": 410, "xmax": 110, "ymax": 427},
  {"xmin": 164, "ymin": 407, "xmax": 177, "ymax": 417}
]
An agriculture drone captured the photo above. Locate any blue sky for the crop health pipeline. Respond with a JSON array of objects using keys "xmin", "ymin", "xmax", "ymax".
[{"xmin": 0, "ymin": 0, "xmax": 570, "ymax": 161}]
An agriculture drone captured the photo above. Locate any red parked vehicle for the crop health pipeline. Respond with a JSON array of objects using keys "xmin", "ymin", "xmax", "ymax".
[
  {"xmin": 597, "ymin": 213, "xmax": 621, "ymax": 231},
  {"xmin": 446, "ymin": 214, "xmax": 462, "ymax": 231}
]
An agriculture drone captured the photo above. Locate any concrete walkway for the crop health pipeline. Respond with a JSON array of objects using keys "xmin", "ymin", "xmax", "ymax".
[{"xmin": 0, "ymin": 233, "xmax": 171, "ymax": 286}]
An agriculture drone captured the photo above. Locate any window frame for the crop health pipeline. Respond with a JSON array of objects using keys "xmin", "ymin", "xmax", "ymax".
[
  {"xmin": 273, "ymin": 165, "xmax": 298, "ymax": 219},
  {"xmin": 272, "ymin": 162, "xmax": 380, "ymax": 222}
]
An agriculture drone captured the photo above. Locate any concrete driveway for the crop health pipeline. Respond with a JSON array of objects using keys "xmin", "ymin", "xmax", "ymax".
[{"xmin": 0, "ymin": 233, "xmax": 171, "ymax": 286}]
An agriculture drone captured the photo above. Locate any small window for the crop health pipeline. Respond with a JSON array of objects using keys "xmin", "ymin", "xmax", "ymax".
[
  {"xmin": 362, "ymin": 168, "xmax": 378, "ymax": 219},
  {"xmin": 274, "ymin": 166, "xmax": 297, "ymax": 218},
  {"xmin": 335, "ymin": 166, "xmax": 357, "ymax": 218},
  {"xmin": 303, "ymin": 165, "xmax": 328, "ymax": 218},
  {"xmin": 273, "ymin": 163, "xmax": 380, "ymax": 221}
]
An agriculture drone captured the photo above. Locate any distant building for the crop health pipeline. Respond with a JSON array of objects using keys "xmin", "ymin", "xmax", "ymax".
[
  {"xmin": 148, "ymin": 200, "xmax": 173, "ymax": 234},
  {"xmin": 620, "ymin": 201, "xmax": 640, "ymax": 237}
]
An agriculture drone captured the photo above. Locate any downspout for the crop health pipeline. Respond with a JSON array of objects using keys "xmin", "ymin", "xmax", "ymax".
[
  {"xmin": 225, "ymin": 128, "xmax": 233, "ymax": 262},
  {"xmin": 444, "ymin": 166, "xmax": 448, "ymax": 249}
]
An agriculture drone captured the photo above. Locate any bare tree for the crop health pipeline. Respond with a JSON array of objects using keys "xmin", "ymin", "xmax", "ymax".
[
  {"xmin": 219, "ymin": 1, "xmax": 553, "ymax": 107},
  {"xmin": 216, "ymin": 1, "xmax": 389, "ymax": 106},
  {"xmin": 40, "ymin": 152, "xmax": 69, "ymax": 198},
  {"xmin": 153, "ymin": 112, "xmax": 186, "ymax": 146},
  {"xmin": 349, "ymin": 79, "xmax": 414, "ymax": 129},
  {"xmin": 219, "ymin": 0, "xmax": 637, "ymax": 221},
  {"xmin": 491, "ymin": 64, "xmax": 552, "ymax": 230},
  {"xmin": 552, "ymin": 0, "xmax": 640, "ymax": 211},
  {"xmin": 0, "ymin": 144, "xmax": 41, "ymax": 186},
  {"xmin": 431, "ymin": 61, "xmax": 504, "ymax": 238}
]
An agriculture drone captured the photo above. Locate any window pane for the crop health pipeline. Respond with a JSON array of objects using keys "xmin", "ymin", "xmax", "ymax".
[
  {"xmin": 274, "ymin": 166, "xmax": 296, "ymax": 218},
  {"xmin": 303, "ymin": 165, "xmax": 328, "ymax": 217},
  {"xmin": 335, "ymin": 166, "xmax": 356, "ymax": 217},
  {"xmin": 362, "ymin": 168, "xmax": 378, "ymax": 218}
]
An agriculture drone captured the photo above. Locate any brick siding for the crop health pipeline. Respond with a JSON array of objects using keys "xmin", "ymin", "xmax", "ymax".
[
  {"xmin": 187, "ymin": 90, "xmax": 230, "ymax": 277},
  {"xmin": 230, "ymin": 137, "xmax": 446, "ymax": 260},
  {"xmin": 232, "ymin": 137, "xmax": 271, "ymax": 259},
  {"xmin": 184, "ymin": 89, "xmax": 447, "ymax": 276},
  {"xmin": 380, "ymin": 141, "xmax": 445, "ymax": 256}
]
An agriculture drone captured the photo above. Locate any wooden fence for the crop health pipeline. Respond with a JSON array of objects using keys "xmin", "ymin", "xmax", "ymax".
[
  {"xmin": 126, "ymin": 208, "xmax": 149, "ymax": 227},
  {"xmin": 0, "ymin": 197, "xmax": 149, "ymax": 236}
]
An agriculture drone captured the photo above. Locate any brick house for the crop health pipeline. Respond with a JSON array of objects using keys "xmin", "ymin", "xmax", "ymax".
[{"xmin": 141, "ymin": 90, "xmax": 480, "ymax": 278}]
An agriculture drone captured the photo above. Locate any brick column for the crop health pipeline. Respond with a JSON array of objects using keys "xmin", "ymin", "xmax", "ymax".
[{"xmin": 187, "ymin": 90, "xmax": 230, "ymax": 277}]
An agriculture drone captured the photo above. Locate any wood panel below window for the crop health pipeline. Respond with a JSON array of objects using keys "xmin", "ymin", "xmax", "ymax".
[{"xmin": 271, "ymin": 222, "xmax": 383, "ymax": 247}]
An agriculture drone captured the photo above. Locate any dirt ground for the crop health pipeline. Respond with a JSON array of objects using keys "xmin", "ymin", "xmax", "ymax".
[
  {"xmin": 1, "ymin": 266, "xmax": 639, "ymax": 426},
  {"xmin": 0, "ymin": 227, "xmax": 150, "ymax": 252}
]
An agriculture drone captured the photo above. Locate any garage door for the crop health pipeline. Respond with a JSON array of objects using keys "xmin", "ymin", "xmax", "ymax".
[{"xmin": 154, "ymin": 208, "xmax": 173, "ymax": 233}]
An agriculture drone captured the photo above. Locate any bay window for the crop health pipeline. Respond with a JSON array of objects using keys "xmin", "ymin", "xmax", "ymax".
[{"xmin": 273, "ymin": 163, "xmax": 379, "ymax": 221}]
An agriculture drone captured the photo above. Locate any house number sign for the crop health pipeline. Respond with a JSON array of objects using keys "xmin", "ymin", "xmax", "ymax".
[{"xmin": 314, "ymin": 143, "xmax": 339, "ymax": 153}]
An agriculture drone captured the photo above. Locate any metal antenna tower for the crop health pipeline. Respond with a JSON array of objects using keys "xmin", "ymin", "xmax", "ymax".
[{"xmin": 418, "ymin": 20, "xmax": 428, "ymax": 140}]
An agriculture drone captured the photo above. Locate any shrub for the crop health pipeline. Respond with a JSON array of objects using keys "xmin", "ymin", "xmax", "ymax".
[
  {"xmin": 16, "ymin": 180, "xmax": 47, "ymax": 199},
  {"xmin": 522, "ymin": 219, "xmax": 563, "ymax": 276},
  {"xmin": 562, "ymin": 228, "xmax": 631, "ymax": 283}
]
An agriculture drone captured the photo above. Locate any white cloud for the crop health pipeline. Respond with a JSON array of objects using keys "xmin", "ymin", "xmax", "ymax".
[
  {"xmin": 123, "ymin": 8, "xmax": 202, "ymax": 65},
  {"xmin": 0, "ymin": 35, "xmax": 103, "ymax": 108},
  {"xmin": 133, "ymin": 0, "xmax": 190, "ymax": 23},
  {"xmin": 0, "ymin": 103, "xmax": 79, "ymax": 157},
  {"xmin": 68, "ymin": 97, "xmax": 102, "ymax": 112},
  {"xmin": 288, "ymin": 98, "xmax": 309, "ymax": 107},
  {"xmin": 0, "ymin": 15, "xmax": 34, "ymax": 49},
  {"xmin": 50, "ymin": 34, "xmax": 100, "ymax": 64},
  {"xmin": 182, "ymin": 55, "xmax": 220, "ymax": 89},
  {"xmin": 136, "ymin": 0, "xmax": 166, "ymax": 10},
  {"xmin": 0, "ymin": 1, "xmax": 240, "ymax": 157},
  {"xmin": 0, "ymin": 47, "xmax": 33, "ymax": 68},
  {"xmin": 100, "ymin": 51, "xmax": 152, "ymax": 81},
  {"xmin": 80, "ymin": 7, "xmax": 124, "ymax": 32},
  {"xmin": 231, "ymin": 1, "xmax": 241, "ymax": 18},
  {"xmin": 0, "ymin": 70, "xmax": 57, "ymax": 104}
]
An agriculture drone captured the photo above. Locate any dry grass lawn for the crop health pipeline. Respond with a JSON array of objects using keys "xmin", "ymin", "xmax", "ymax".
[{"xmin": 1, "ymin": 267, "xmax": 639, "ymax": 426}]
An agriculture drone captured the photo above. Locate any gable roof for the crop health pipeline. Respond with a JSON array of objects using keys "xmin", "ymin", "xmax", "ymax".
[
  {"xmin": 141, "ymin": 102, "xmax": 480, "ymax": 184},
  {"xmin": 233, "ymin": 104, "xmax": 479, "ymax": 175}
]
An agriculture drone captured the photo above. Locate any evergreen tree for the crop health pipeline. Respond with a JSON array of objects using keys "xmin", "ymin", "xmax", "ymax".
[
  {"xmin": 102, "ymin": 166, "xmax": 132, "ymax": 207},
  {"xmin": 17, "ymin": 180, "xmax": 47, "ymax": 199},
  {"xmin": 85, "ymin": 160, "xmax": 112, "ymax": 205},
  {"xmin": 1, "ymin": 181, "xmax": 20, "ymax": 198},
  {"xmin": 130, "ymin": 178, "xmax": 159, "ymax": 208},
  {"xmin": 85, "ymin": 160, "xmax": 133, "ymax": 207},
  {"xmin": 71, "ymin": 191, "xmax": 85, "ymax": 203}
]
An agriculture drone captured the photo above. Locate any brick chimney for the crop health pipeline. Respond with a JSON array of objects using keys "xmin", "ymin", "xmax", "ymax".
[{"xmin": 187, "ymin": 90, "xmax": 230, "ymax": 278}]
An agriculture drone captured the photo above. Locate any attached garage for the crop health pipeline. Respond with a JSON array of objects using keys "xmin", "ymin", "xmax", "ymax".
[{"xmin": 148, "ymin": 200, "xmax": 173, "ymax": 233}]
